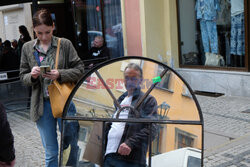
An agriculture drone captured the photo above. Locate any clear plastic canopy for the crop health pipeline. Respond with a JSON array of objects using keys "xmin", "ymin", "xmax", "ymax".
[{"xmin": 59, "ymin": 56, "xmax": 204, "ymax": 167}]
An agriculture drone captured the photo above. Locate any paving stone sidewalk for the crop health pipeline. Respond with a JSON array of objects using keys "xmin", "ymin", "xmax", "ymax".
[
  {"xmin": 204, "ymin": 133, "xmax": 250, "ymax": 167},
  {"xmin": 6, "ymin": 95, "xmax": 250, "ymax": 167},
  {"xmin": 7, "ymin": 111, "xmax": 45, "ymax": 167},
  {"xmin": 197, "ymin": 95, "xmax": 250, "ymax": 167}
]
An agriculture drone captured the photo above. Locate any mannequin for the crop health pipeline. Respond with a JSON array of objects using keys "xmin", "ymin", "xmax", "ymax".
[
  {"xmin": 195, "ymin": 0, "xmax": 221, "ymax": 65},
  {"xmin": 230, "ymin": 0, "xmax": 245, "ymax": 67}
]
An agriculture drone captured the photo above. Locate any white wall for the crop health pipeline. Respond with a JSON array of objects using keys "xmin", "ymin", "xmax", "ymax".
[
  {"xmin": 178, "ymin": 0, "xmax": 197, "ymax": 55},
  {"xmin": 177, "ymin": 68, "xmax": 250, "ymax": 97},
  {"xmin": 0, "ymin": 3, "xmax": 33, "ymax": 41},
  {"xmin": 3, "ymin": 9, "xmax": 25, "ymax": 41}
]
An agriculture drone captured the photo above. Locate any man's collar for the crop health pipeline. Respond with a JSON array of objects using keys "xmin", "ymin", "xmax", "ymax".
[{"xmin": 121, "ymin": 87, "xmax": 141, "ymax": 99}]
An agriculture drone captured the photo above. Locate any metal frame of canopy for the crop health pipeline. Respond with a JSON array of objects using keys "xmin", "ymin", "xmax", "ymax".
[{"xmin": 59, "ymin": 56, "xmax": 204, "ymax": 167}]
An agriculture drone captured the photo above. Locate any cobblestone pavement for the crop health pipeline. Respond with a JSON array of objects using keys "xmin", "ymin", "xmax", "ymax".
[
  {"xmin": 197, "ymin": 95, "xmax": 250, "ymax": 167},
  {"xmin": 6, "ymin": 95, "xmax": 250, "ymax": 167},
  {"xmin": 7, "ymin": 111, "xmax": 45, "ymax": 167},
  {"xmin": 8, "ymin": 109, "xmax": 63, "ymax": 167}
]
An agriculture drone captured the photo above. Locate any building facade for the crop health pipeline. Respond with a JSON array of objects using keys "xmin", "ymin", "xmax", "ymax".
[
  {"xmin": 1, "ymin": 0, "xmax": 250, "ymax": 96},
  {"xmin": 0, "ymin": 0, "xmax": 205, "ymax": 165},
  {"xmin": 0, "ymin": 3, "xmax": 33, "ymax": 42}
]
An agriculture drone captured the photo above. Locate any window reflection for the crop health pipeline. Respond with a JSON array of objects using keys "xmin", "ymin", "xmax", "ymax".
[
  {"xmin": 61, "ymin": 58, "xmax": 203, "ymax": 166},
  {"xmin": 72, "ymin": 0, "xmax": 124, "ymax": 65},
  {"xmin": 104, "ymin": 0, "xmax": 124, "ymax": 58},
  {"xmin": 179, "ymin": 0, "xmax": 245, "ymax": 68}
]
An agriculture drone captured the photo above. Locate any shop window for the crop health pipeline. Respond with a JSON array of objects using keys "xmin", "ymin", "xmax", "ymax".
[
  {"xmin": 175, "ymin": 128, "xmax": 196, "ymax": 149},
  {"xmin": 155, "ymin": 65, "xmax": 173, "ymax": 92},
  {"xmin": 72, "ymin": 0, "xmax": 124, "ymax": 62},
  {"xmin": 151, "ymin": 126, "xmax": 163, "ymax": 156},
  {"xmin": 178, "ymin": 0, "xmax": 246, "ymax": 68},
  {"xmin": 103, "ymin": 0, "xmax": 124, "ymax": 58}
]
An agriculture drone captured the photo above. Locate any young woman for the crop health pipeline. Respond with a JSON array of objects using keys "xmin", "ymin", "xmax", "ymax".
[
  {"xmin": 19, "ymin": 9, "xmax": 84, "ymax": 167},
  {"xmin": 17, "ymin": 25, "xmax": 32, "ymax": 57}
]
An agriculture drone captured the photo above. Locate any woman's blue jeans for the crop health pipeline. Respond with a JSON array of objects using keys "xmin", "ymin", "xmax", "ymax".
[{"xmin": 36, "ymin": 99, "xmax": 78, "ymax": 167}]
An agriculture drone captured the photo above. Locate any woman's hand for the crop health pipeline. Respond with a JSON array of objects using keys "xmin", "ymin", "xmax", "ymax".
[
  {"xmin": 42, "ymin": 69, "xmax": 60, "ymax": 81},
  {"xmin": 31, "ymin": 66, "xmax": 40, "ymax": 79}
]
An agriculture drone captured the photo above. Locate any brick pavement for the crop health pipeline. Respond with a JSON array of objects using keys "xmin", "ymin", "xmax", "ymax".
[
  {"xmin": 204, "ymin": 134, "xmax": 250, "ymax": 167},
  {"xmin": 197, "ymin": 95, "xmax": 250, "ymax": 167},
  {"xmin": 7, "ymin": 111, "xmax": 45, "ymax": 167},
  {"xmin": 6, "ymin": 95, "xmax": 250, "ymax": 167}
]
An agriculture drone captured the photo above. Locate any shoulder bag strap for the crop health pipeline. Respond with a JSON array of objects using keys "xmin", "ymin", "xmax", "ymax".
[
  {"xmin": 55, "ymin": 38, "xmax": 61, "ymax": 69},
  {"xmin": 33, "ymin": 50, "xmax": 41, "ymax": 66}
]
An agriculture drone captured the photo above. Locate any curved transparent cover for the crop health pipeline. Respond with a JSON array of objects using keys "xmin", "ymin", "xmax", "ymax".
[{"xmin": 60, "ymin": 58, "xmax": 203, "ymax": 167}]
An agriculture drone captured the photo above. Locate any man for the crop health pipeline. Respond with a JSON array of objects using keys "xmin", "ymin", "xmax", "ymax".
[
  {"xmin": 88, "ymin": 36, "xmax": 110, "ymax": 68},
  {"xmin": 11, "ymin": 40, "xmax": 18, "ymax": 50},
  {"xmin": 104, "ymin": 63, "xmax": 158, "ymax": 167},
  {"xmin": 0, "ymin": 102, "xmax": 15, "ymax": 167},
  {"xmin": 11, "ymin": 39, "xmax": 20, "ymax": 57}
]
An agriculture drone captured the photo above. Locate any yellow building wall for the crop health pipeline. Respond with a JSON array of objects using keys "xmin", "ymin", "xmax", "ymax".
[
  {"xmin": 142, "ymin": 61, "xmax": 202, "ymax": 152},
  {"xmin": 74, "ymin": 62, "xmax": 125, "ymax": 108},
  {"xmin": 139, "ymin": 0, "xmax": 179, "ymax": 68},
  {"xmin": 73, "ymin": 59, "xmax": 202, "ymax": 153},
  {"xmin": 165, "ymin": 125, "xmax": 202, "ymax": 151},
  {"xmin": 142, "ymin": 61, "xmax": 200, "ymax": 121},
  {"xmin": 75, "ymin": 0, "xmax": 203, "ymax": 150},
  {"xmin": 74, "ymin": 60, "xmax": 140, "ymax": 116}
]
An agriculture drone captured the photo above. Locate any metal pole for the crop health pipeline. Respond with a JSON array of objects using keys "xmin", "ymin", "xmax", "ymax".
[
  {"xmin": 95, "ymin": 71, "xmax": 121, "ymax": 109},
  {"xmin": 135, "ymin": 69, "xmax": 168, "ymax": 110},
  {"xmin": 148, "ymin": 123, "xmax": 152, "ymax": 167}
]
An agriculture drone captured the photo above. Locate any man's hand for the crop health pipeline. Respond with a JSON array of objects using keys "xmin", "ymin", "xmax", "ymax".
[
  {"xmin": 42, "ymin": 69, "xmax": 60, "ymax": 80},
  {"xmin": 118, "ymin": 143, "xmax": 131, "ymax": 156},
  {"xmin": 31, "ymin": 66, "xmax": 40, "ymax": 79}
]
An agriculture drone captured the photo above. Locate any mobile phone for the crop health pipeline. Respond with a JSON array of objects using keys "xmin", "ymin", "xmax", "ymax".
[{"xmin": 40, "ymin": 65, "xmax": 51, "ymax": 74}]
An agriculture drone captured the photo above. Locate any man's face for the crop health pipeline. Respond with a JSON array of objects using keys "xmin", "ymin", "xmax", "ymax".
[
  {"xmin": 93, "ymin": 38, "xmax": 103, "ymax": 48},
  {"xmin": 34, "ymin": 24, "xmax": 54, "ymax": 45},
  {"xmin": 124, "ymin": 68, "xmax": 142, "ymax": 91}
]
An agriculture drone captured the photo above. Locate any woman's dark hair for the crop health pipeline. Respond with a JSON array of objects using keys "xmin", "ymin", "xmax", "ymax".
[
  {"xmin": 19, "ymin": 25, "xmax": 31, "ymax": 41},
  {"xmin": 32, "ymin": 9, "xmax": 53, "ymax": 28}
]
